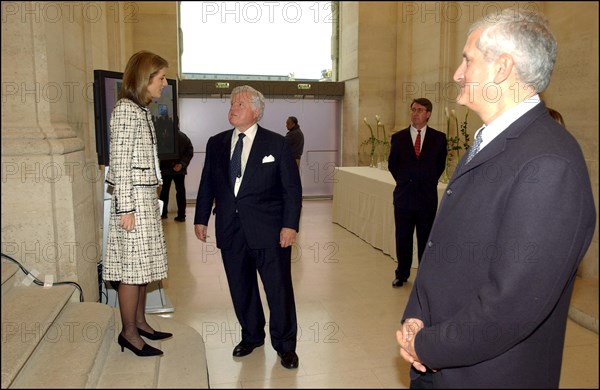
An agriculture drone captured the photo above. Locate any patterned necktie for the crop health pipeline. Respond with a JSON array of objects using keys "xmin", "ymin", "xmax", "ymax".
[
  {"xmin": 229, "ymin": 133, "xmax": 245, "ymax": 186},
  {"xmin": 414, "ymin": 129, "xmax": 422, "ymax": 158},
  {"xmin": 466, "ymin": 127, "xmax": 484, "ymax": 164}
]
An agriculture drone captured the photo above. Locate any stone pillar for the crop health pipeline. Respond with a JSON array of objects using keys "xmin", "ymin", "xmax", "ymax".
[
  {"xmin": 1, "ymin": 2, "xmax": 99, "ymax": 302},
  {"xmin": 338, "ymin": 2, "xmax": 398, "ymax": 167}
]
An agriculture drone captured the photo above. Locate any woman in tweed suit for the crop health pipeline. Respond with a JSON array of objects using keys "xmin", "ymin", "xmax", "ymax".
[{"xmin": 104, "ymin": 51, "xmax": 171, "ymax": 357}]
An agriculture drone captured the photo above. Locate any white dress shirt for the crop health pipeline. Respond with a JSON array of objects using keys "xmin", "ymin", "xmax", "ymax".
[
  {"xmin": 411, "ymin": 125, "xmax": 427, "ymax": 153},
  {"xmin": 231, "ymin": 123, "xmax": 257, "ymax": 196},
  {"xmin": 477, "ymin": 95, "xmax": 541, "ymax": 152}
]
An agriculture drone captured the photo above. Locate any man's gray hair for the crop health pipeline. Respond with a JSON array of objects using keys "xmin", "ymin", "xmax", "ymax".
[
  {"xmin": 231, "ymin": 85, "xmax": 265, "ymax": 121},
  {"xmin": 470, "ymin": 8, "xmax": 557, "ymax": 93}
]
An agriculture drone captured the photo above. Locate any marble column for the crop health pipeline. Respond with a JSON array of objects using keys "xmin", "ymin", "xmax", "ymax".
[{"xmin": 2, "ymin": 3, "xmax": 99, "ymax": 302}]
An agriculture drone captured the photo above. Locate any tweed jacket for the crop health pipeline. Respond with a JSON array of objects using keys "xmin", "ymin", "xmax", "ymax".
[
  {"xmin": 402, "ymin": 101, "xmax": 596, "ymax": 388},
  {"xmin": 105, "ymin": 98, "xmax": 162, "ymax": 214}
]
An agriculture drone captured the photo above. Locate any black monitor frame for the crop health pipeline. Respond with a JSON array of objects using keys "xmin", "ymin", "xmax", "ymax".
[{"xmin": 93, "ymin": 69, "xmax": 179, "ymax": 166}]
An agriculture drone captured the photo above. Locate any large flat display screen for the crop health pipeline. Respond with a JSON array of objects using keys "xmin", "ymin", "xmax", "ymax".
[{"xmin": 93, "ymin": 69, "xmax": 178, "ymax": 165}]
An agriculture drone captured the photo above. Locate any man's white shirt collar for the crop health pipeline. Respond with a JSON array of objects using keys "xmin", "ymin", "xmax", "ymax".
[
  {"xmin": 478, "ymin": 95, "xmax": 541, "ymax": 150},
  {"xmin": 410, "ymin": 125, "xmax": 426, "ymax": 134},
  {"xmin": 233, "ymin": 123, "xmax": 258, "ymax": 143}
]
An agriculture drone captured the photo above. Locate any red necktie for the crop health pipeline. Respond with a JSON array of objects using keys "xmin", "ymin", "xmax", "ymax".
[{"xmin": 414, "ymin": 129, "xmax": 421, "ymax": 158}]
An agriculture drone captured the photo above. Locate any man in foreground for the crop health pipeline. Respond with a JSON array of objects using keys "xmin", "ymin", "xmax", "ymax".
[{"xmin": 397, "ymin": 8, "xmax": 596, "ymax": 388}]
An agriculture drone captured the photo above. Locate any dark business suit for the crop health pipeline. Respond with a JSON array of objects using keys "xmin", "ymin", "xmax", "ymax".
[
  {"xmin": 194, "ymin": 125, "xmax": 302, "ymax": 353},
  {"xmin": 403, "ymin": 102, "xmax": 596, "ymax": 388},
  {"xmin": 388, "ymin": 126, "xmax": 447, "ymax": 282}
]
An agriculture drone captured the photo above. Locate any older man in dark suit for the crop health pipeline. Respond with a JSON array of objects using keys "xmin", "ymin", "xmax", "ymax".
[
  {"xmin": 388, "ymin": 98, "xmax": 447, "ymax": 288},
  {"xmin": 397, "ymin": 9, "xmax": 596, "ymax": 388},
  {"xmin": 194, "ymin": 85, "xmax": 302, "ymax": 369}
]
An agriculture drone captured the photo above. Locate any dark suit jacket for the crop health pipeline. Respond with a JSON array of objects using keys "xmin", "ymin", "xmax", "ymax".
[
  {"xmin": 402, "ymin": 102, "xmax": 596, "ymax": 388},
  {"xmin": 194, "ymin": 125, "xmax": 302, "ymax": 250},
  {"xmin": 388, "ymin": 126, "xmax": 447, "ymax": 210},
  {"xmin": 160, "ymin": 130, "xmax": 194, "ymax": 175}
]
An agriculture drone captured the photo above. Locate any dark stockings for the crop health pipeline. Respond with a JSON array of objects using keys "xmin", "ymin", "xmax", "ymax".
[{"xmin": 118, "ymin": 283, "xmax": 153, "ymax": 348}]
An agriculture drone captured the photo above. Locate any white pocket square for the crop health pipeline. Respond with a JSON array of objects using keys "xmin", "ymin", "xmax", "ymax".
[{"xmin": 262, "ymin": 155, "xmax": 275, "ymax": 163}]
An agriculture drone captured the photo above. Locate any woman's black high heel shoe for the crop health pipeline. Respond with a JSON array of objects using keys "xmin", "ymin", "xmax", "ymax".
[
  {"xmin": 137, "ymin": 327, "xmax": 173, "ymax": 341},
  {"xmin": 118, "ymin": 334, "xmax": 163, "ymax": 356}
]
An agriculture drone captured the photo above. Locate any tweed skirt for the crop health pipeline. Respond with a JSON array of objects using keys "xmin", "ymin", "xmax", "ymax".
[{"xmin": 103, "ymin": 186, "xmax": 168, "ymax": 284}]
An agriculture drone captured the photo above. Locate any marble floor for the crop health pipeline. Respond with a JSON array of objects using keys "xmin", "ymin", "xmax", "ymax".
[{"xmin": 159, "ymin": 199, "xmax": 598, "ymax": 388}]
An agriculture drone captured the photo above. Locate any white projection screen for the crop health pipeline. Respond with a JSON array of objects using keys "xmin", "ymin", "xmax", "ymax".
[{"xmin": 179, "ymin": 96, "xmax": 341, "ymax": 200}]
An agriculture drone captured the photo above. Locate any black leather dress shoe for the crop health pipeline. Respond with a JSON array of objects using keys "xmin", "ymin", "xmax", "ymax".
[
  {"xmin": 392, "ymin": 278, "xmax": 404, "ymax": 288},
  {"xmin": 278, "ymin": 351, "xmax": 299, "ymax": 369},
  {"xmin": 174, "ymin": 216, "xmax": 186, "ymax": 222},
  {"xmin": 232, "ymin": 341, "xmax": 264, "ymax": 357}
]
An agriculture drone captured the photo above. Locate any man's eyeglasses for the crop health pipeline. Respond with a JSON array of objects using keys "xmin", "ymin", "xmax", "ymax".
[{"xmin": 411, "ymin": 108, "xmax": 428, "ymax": 113}]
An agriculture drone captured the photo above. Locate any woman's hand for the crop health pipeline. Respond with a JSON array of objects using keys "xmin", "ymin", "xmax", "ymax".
[{"xmin": 120, "ymin": 213, "xmax": 135, "ymax": 232}]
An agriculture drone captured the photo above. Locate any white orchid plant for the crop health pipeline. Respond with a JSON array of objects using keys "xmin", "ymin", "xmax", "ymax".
[
  {"xmin": 361, "ymin": 115, "xmax": 390, "ymax": 167},
  {"xmin": 442, "ymin": 107, "xmax": 471, "ymax": 181}
]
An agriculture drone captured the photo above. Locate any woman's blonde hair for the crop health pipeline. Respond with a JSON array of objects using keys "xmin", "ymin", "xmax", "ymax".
[{"xmin": 120, "ymin": 50, "xmax": 169, "ymax": 106}]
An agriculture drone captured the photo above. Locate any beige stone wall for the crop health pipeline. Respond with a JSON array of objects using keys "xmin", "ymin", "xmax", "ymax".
[
  {"xmin": 339, "ymin": 2, "xmax": 398, "ymax": 167},
  {"xmin": 128, "ymin": 2, "xmax": 179, "ymax": 78},
  {"xmin": 542, "ymin": 2, "xmax": 599, "ymax": 277},
  {"xmin": 338, "ymin": 2, "xmax": 359, "ymax": 166},
  {"xmin": 1, "ymin": 1, "xmax": 115, "ymax": 301}
]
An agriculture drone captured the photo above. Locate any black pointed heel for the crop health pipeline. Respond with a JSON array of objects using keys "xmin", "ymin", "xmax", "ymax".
[
  {"xmin": 137, "ymin": 327, "xmax": 173, "ymax": 340},
  {"xmin": 118, "ymin": 334, "xmax": 163, "ymax": 356}
]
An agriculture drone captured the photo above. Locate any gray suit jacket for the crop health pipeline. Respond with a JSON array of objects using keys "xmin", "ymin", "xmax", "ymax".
[{"xmin": 402, "ymin": 101, "xmax": 596, "ymax": 388}]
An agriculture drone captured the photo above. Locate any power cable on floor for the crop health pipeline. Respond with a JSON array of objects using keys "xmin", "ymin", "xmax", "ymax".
[{"xmin": 1, "ymin": 252, "xmax": 84, "ymax": 302}]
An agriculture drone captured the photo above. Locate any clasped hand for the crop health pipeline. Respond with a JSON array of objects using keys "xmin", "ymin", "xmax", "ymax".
[{"xmin": 397, "ymin": 318, "xmax": 434, "ymax": 373}]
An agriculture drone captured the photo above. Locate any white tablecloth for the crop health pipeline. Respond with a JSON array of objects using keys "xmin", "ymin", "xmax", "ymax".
[{"xmin": 332, "ymin": 166, "xmax": 447, "ymax": 266}]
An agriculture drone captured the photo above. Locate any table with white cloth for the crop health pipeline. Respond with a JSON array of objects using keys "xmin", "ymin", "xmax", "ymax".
[{"xmin": 332, "ymin": 166, "xmax": 447, "ymax": 267}]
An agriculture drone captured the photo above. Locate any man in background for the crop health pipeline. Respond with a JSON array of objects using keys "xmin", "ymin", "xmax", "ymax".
[
  {"xmin": 285, "ymin": 116, "xmax": 304, "ymax": 168},
  {"xmin": 160, "ymin": 116, "xmax": 194, "ymax": 222},
  {"xmin": 388, "ymin": 98, "xmax": 447, "ymax": 288}
]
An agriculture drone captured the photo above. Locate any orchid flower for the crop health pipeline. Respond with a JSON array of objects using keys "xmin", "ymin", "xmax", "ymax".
[{"xmin": 364, "ymin": 117, "xmax": 374, "ymax": 138}]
